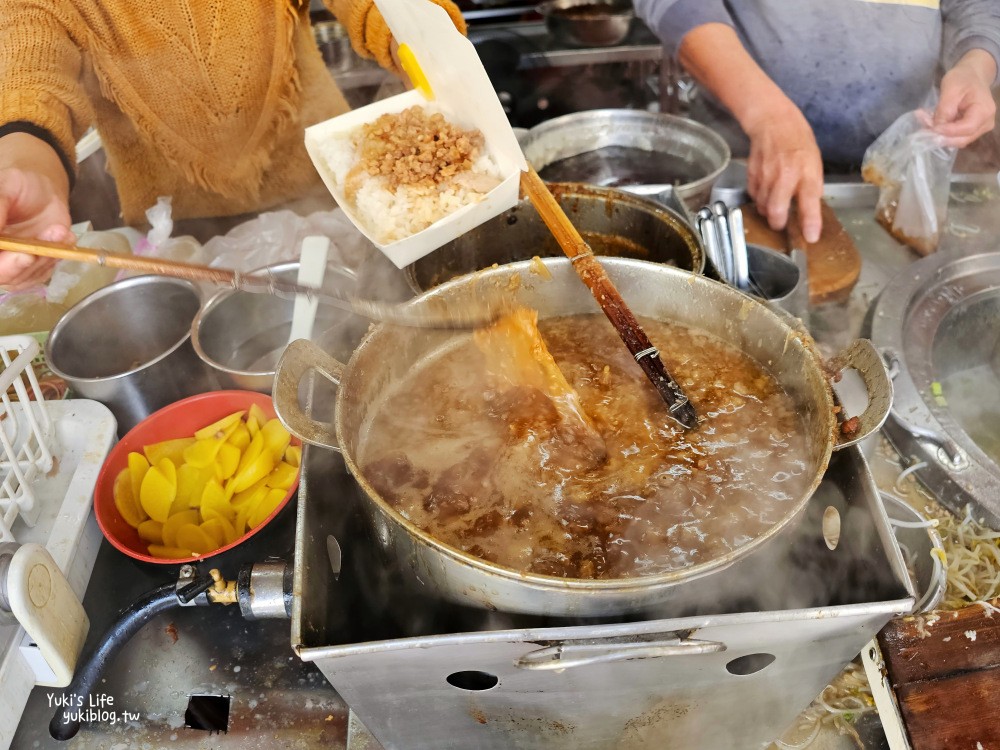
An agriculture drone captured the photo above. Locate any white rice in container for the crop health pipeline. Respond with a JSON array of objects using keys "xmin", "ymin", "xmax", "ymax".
[{"xmin": 318, "ymin": 105, "xmax": 504, "ymax": 244}]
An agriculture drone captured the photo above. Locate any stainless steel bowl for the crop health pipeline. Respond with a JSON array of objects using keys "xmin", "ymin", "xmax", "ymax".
[
  {"xmin": 880, "ymin": 492, "xmax": 946, "ymax": 613},
  {"xmin": 521, "ymin": 109, "xmax": 731, "ymax": 210},
  {"xmin": 191, "ymin": 261, "xmax": 364, "ymax": 393},
  {"xmin": 46, "ymin": 276, "xmax": 216, "ymax": 434},
  {"xmin": 538, "ymin": 0, "xmax": 634, "ymax": 47}
]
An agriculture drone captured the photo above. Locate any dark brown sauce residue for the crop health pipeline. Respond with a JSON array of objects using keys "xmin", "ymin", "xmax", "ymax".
[
  {"xmin": 538, "ymin": 146, "xmax": 703, "ymax": 188},
  {"xmin": 361, "ymin": 315, "xmax": 811, "ymax": 580}
]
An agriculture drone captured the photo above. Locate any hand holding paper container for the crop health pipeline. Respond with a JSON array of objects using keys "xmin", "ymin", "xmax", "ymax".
[{"xmin": 304, "ymin": 0, "xmax": 527, "ymax": 269}]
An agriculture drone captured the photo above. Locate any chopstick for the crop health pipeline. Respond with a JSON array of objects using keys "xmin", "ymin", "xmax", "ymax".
[
  {"xmin": 519, "ymin": 167, "xmax": 698, "ymax": 430},
  {"xmin": 0, "ymin": 234, "xmax": 238, "ymax": 285},
  {"xmin": 0, "ymin": 235, "xmax": 506, "ymax": 330}
]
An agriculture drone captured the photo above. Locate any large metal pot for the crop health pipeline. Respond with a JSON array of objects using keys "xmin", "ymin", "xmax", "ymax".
[
  {"xmin": 520, "ymin": 110, "xmax": 730, "ymax": 210},
  {"xmin": 274, "ymin": 259, "xmax": 890, "ymax": 617},
  {"xmin": 405, "ymin": 183, "xmax": 703, "ymax": 293}
]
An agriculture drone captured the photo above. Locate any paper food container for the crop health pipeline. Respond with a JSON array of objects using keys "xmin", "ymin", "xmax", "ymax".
[{"xmin": 305, "ymin": 0, "xmax": 527, "ymax": 269}]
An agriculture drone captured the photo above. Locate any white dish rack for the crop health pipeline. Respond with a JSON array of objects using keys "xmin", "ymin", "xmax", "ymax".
[{"xmin": 0, "ymin": 334, "xmax": 116, "ymax": 750}]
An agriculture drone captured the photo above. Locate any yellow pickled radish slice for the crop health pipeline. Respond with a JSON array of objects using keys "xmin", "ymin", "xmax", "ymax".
[
  {"xmin": 246, "ymin": 416, "xmax": 260, "ymax": 438},
  {"xmin": 232, "ymin": 478, "xmax": 268, "ymax": 511},
  {"xmin": 113, "ymin": 468, "xmax": 147, "ymax": 528},
  {"xmin": 261, "ymin": 419, "xmax": 291, "ymax": 459},
  {"xmin": 210, "ymin": 514, "xmax": 239, "ymax": 546},
  {"xmin": 177, "ymin": 463, "xmax": 214, "ymax": 508},
  {"xmin": 234, "ymin": 503, "xmax": 250, "ymax": 537},
  {"xmin": 200, "ymin": 479, "xmax": 234, "ymax": 522},
  {"xmin": 183, "ymin": 437, "xmax": 225, "ymax": 469},
  {"xmin": 215, "ymin": 443, "xmax": 241, "ymax": 481},
  {"xmin": 128, "ymin": 452, "xmax": 150, "ymax": 505},
  {"xmin": 157, "ymin": 457, "xmax": 176, "ymax": 485},
  {"xmin": 266, "ymin": 462, "xmax": 298, "ymax": 490},
  {"xmin": 236, "ymin": 431, "xmax": 264, "ymax": 477},
  {"xmin": 249, "ymin": 488, "xmax": 287, "ymax": 529},
  {"xmin": 163, "ymin": 509, "xmax": 200, "ymax": 548},
  {"xmin": 231, "ymin": 449, "xmax": 275, "ymax": 494},
  {"xmin": 248, "ymin": 403, "xmax": 268, "ymax": 429},
  {"xmin": 143, "ymin": 437, "xmax": 195, "ymax": 468},
  {"xmin": 398, "ymin": 44, "xmax": 433, "ymax": 100},
  {"xmin": 175, "ymin": 524, "xmax": 216, "ymax": 555},
  {"xmin": 148, "ymin": 545, "xmax": 195, "ymax": 560},
  {"xmin": 227, "ymin": 423, "xmax": 251, "ymax": 452},
  {"xmin": 194, "ymin": 410, "xmax": 246, "ymax": 441},
  {"xmin": 200, "ymin": 518, "xmax": 226, "ymax": 548},
  {"xmin": 139, "ymin": 459, "xmax": 177, "ymax": 523},
  {"xmin": 137, "ymin": 520, "xmax": 163, "ymax": 545},
  {"xmin": 284, "ymin": 445, "xmax": 302, "ymax": 468}
]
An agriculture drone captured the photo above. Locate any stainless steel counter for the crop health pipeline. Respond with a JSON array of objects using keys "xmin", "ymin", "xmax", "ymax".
[{"xmin": 11, "ymin": 175, "xmax": 1000, "ymax": 749}]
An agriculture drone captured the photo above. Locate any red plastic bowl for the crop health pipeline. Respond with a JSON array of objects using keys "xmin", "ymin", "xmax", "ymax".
[{"xmin": 94, "ymin": 391, "xmax": 301, "ymax": 565}]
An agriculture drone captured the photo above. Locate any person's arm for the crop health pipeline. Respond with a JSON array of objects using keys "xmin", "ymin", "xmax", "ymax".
[
  {"xmin": 326, "ymin": 0, "xmax": 466, "ymax": 73},
  {"xmin": 679, "ymin": 23, "xmax": 823, "ymax": 243},
  {"xmin": 0, "ymin": 0, "xmax": 90, "ymax": 287}
]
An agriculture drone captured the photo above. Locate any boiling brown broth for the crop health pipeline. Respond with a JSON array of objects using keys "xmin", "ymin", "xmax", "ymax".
[{"xmin": 360, "ymin": 314, "xmax": 811, "ymax": 580}]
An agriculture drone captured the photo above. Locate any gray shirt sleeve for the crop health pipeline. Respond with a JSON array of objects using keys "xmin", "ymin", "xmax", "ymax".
[
  {"xmin": 940, "ymin": 0, "xmax": 1000, "ymax": 83},
  {"xmin": 632, "ymin": 0, "xmax": 734, "ymax": 57}
]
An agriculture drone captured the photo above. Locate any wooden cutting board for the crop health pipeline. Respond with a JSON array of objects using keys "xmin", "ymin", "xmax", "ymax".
[
  {"xmin": 740, "ymin": 201, "xmax": 861, "ymax": 304},
  {"xmin": 878, "ymin": 601, "xmax": 1000, "ymax": 749}
]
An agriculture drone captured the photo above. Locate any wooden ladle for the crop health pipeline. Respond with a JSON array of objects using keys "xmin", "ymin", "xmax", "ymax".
[{"xmin": 520, "ymin": 166, "xmax": 698, "ymax": 430}]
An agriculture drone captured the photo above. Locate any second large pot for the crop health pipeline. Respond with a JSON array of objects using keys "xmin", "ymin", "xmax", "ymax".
[
  {"xmin": 404, "ymin": 183, "xmax": 703, "ymax": 293},
  {"xmin": 275, "ymin": 259, "xmax": 889, "ymax": 617}
]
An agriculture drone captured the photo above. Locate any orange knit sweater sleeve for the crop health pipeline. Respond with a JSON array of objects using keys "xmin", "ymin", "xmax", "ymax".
[
  {"xmin": 0, "ymin": 1, "xmax": 92, "ymax": 174},
  {"xmin": 328, "ymin": 0, "xmax": 467, "ymax": 71}
]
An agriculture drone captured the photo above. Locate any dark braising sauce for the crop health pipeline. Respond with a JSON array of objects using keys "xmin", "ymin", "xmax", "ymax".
[
  {"xmin": 538, "ymin": 146, "xmax": 704, "ymax": 188},
  {"xmin": 361, "ymin": 314, "xmax": 811, "ymax": 579}
]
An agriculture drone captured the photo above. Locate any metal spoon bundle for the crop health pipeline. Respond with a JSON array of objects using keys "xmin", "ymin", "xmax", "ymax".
[{"xmin": 697, "ymin": 201, "xmax": 750, "ymax": 291}]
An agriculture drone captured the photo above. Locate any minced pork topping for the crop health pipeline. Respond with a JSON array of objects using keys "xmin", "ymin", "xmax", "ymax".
[{"xmin": 353, "ymin": 106, "xmax": 484, "ymax": 191}]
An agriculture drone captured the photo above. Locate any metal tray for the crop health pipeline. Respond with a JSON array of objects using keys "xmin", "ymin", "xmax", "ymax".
[
  {"xmin": 292, "ymin": 442, "xmax": 913, "ymax": 750},
  {"xmin": 868, "ymin": 251, "xmax": 1000, "ymax": 525}
]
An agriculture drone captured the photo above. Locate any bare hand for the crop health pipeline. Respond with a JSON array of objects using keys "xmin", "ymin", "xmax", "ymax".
[
  {"xmin": 933, "ymin": 49, "xmax": 998, "ymax": 148},
  {"xmin": 744, "ymin": 102, "xmax": 824, "ymax": 243},
  {"xmin": 0, "ymin": 167, "xmax": 72, "ymax": 289}
]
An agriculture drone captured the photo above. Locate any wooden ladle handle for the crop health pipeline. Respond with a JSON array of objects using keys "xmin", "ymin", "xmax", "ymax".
[{"xmin": 519, "ymin": 168, "xmax": 698, "ymax": 429}]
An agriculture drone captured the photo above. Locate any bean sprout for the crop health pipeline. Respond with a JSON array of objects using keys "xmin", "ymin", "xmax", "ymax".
[
  {"xmin": 770, "ymin": 440, "xmax": 1000, "ymax": 749},
  {"xmin": 894, "ymin": 461, "xmax": 928, "ymax": 494},
  {"xmin": 769, "ymin": 663, "xmax": 874, "ymax": 750}
]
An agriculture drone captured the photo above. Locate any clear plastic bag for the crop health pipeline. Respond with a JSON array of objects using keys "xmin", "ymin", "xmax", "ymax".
[
  {"xmin": 133, "ymin": 196, "xmax": 206, "ymax": 266},
  {"xmin": 201, "ymin": 207, "xmax": 374, "ymax": 273},
  {"xmin": 861, "ymin": 96, "xmax": 957, "ymax": 256}
]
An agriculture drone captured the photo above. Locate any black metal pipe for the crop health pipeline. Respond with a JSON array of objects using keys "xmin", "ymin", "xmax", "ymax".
[{"xmin": 49, "ymin": 583, "xmax": 180, "ymax": 741}]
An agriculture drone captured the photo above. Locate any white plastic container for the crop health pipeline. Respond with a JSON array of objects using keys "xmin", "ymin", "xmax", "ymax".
[{"xmin": 304, "ymin": 0, "xmax": 527, "ymax": 269}]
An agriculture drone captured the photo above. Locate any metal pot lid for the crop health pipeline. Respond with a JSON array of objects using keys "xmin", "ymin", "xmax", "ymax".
[{"xmin": 869, "ymin": 252, "xmax": 1000, "ymax": 523}]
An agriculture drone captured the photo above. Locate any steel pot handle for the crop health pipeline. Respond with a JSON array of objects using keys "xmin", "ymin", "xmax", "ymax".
[
  {"xmin": 515, "ymin": 635, "xmax": 725, "ymax": 671},
  {"xmin": 830, "ymin": 339, "xmax": 893, "ymax": 450},
  {"xmin": 274, "ymin": 339, "xmax": 345, "ymax": 452}
]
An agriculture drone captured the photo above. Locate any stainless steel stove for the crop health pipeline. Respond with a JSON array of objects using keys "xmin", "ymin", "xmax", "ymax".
[{"xmin": 292, "ymin": 442, "xmax": 913, "ymax": 750}]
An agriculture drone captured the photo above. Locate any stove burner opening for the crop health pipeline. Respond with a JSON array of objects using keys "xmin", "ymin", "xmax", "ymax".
[
  {"xmin": 446, "ymin": 671, "xmax": 500, "ymax": 691},
  {"xmin": 184, "ymin": 694, "xmax": 231, "ymax": 733},
  {"xmin": 725, "ymin": 653, "xmax": 777, "ymax": 676}
]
